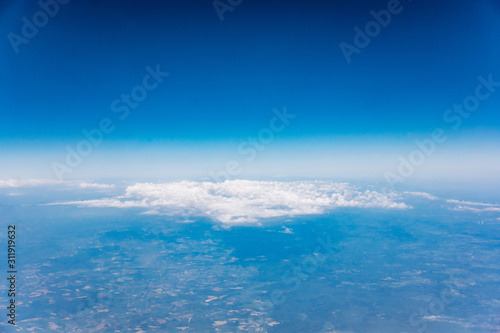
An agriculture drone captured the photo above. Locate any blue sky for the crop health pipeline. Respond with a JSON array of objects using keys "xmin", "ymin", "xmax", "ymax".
[{"xmin": 1, "ymin": 0, "xmax": 500, "ymax": 180}]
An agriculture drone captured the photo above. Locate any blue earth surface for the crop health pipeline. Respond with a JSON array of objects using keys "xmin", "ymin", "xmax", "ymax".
[{"xmin": 0, "ymin": 180, "xmax": 499, "ymax": 332}]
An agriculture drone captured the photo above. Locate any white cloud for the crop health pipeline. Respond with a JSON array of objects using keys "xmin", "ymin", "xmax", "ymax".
[
  {"xmin": 279, "ymin": 226, "xmax": 294, "ymax": 234},
  {"xmin": 404, "ymin": 191, "xmax": 439, "ymax": 200},
  {"xmin": 0, "ymin": 178, "xmax": 63, "ymax": 188},
  {"xmin": 446, "ymin": 199, "xmax": 500, "ymax": 212},
  {"xmin": 0, "ymin": 178, "xmax": 114, "ymax": 189},
  {"xmin": 451, "ymin": 206, "xmax": 500, "ymax": 213},
  {"xmin": 446, "ymin": 199, "xmax": 500, "ymax": 207},
  {"xmin": 77, "ymin": 182, "xmax": 115, "ymax": 189},
  {"xmin": 48, "ymin": 180, "xmax": 408, "ymax": 224},
  {"xmin": 7, "ymin": 192, "xmax": 24, "ymax": 196}
]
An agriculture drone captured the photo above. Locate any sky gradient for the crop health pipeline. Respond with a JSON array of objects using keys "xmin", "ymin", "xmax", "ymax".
[{"xmin": 1, "ymin": 0, "xmax": 500, "ymax": 181}]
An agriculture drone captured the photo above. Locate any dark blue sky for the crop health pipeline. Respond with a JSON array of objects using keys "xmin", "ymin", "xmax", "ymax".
[{"xmin": 1, "ymin": 0, "xmax": 499, "ymax": 179}]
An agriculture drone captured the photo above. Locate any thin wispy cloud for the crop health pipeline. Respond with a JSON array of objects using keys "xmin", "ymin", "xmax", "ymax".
[
  {"xmin": 404, "ymin": 191, "xmax": 439, "ymax": 200},
  {"xmin": 0, "ymin": 178, "xmax": 63, "ymax": 188},
  {"xmin": 0, "ymin": 178, "xmax": 114, "ymax": 189},
  {"xmin": 77, "ymin": 182, "xmax": 115, "ymax": 189},
  {"xmin": 446, "ymin": 199, "xmax": 500, "ymax": 213}
]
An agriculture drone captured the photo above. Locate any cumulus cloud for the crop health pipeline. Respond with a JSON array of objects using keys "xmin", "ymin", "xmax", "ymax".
[{"xmin": 48, "ymin": 180, "xmax": 408, "ymax": 224}]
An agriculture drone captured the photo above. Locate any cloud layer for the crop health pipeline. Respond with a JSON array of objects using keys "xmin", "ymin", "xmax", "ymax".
[
  {"xmin": 0, "ymin": 178, "xmax": 63, "ymax": 188},
  {"xmin": 404, "ymin": 191, "xmax": 439, "ymax": 200},
  {"xmin": 6, "ymin": 178, "xmax": 498, "ymax": 223},
  {"xmin": 0, "ymin": 179, "xmax": 114, "ymax": 189},
  {"xmin": 446, "ymin": 199, "xmax": 500, "ymax": 213},
  {"xmin": 49, "ymin": 180, "xmax": 408, "ymax": 223}
]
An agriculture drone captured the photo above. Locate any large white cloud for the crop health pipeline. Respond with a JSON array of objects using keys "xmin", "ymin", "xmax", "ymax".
[{"xmin": 48, "ymin": 180, "xmax": 408, "ymax": 224}]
